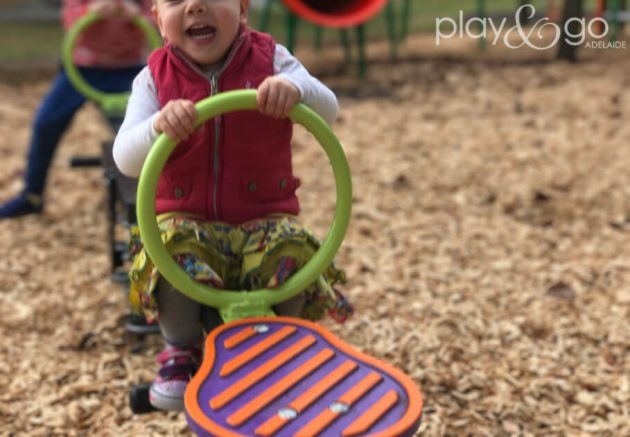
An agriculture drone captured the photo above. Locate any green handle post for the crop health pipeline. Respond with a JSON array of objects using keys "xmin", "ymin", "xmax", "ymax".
[{"xmin": 136, "ymin": 90, "xmax": 352, "ymax": 323}]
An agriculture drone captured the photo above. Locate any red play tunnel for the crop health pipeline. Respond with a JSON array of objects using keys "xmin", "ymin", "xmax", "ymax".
[{"xmin": 282, "ymin": 0, "xmax": 389, "ymax": 28}]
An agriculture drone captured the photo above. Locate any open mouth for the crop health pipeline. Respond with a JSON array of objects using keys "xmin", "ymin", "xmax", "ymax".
[{"xmin": 186, "ymin": 24, "xmax": 216, "ymax": 40}]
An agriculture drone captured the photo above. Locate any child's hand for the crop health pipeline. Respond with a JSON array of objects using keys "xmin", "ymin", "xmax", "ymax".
[
  {"xmin": 88, "ymin": 0, "xmax": 139, "ymax": 19},
  {"xmin": 119, "ymin": 0, "xmax": 141, "ymax": 19},
  {"xmin": 257, "ymin": 77, "xmax": 300, "ymax": 119},
  {"xmin": 88, "ymin": 0, "xmax": 117, "ymax": 17},
  {"xmin": 154, "ymin": 100, "xmax": 197, "ymax": 143}
]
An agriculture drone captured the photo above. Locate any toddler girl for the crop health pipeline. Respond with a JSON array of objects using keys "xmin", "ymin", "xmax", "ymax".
[{"xmin": 113, "ymin": 0, "xmax": 352, "ymax": 411}]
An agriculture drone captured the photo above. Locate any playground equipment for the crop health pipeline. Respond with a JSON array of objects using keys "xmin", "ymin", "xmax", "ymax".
[
  {"xmin": 61, "ymin": 11, "xmax": 161, "ymax": 282},
  {"xmin": 129, "ymin": 90, "xmax": 424, "ymax": 436},
  {"xmin": 257, "ymin": 0, "xmax": 409, "ymax": 76},
  {"xmin": 595, "ymin": 0, "xmax": 629, "ymax": 40}
]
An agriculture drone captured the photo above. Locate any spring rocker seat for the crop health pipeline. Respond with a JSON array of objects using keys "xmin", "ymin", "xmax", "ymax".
[{"xmin": 135, "ymin": 91, "xmax": 423, "ymax": 436}]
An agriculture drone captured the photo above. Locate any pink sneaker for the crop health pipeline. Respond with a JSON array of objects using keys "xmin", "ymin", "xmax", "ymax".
[{"xmin": 149, "ymin": 344, "xmax": 201, "ymax": 411}]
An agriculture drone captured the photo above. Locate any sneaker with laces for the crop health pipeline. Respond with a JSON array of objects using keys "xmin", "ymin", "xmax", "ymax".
[
  {"xmin": 149, "ymin": 344, "xmax": 201, "ymax": 411},
  {"xmin": 0, "ymin": 192, "xmax": 43, "ymax": 219}
]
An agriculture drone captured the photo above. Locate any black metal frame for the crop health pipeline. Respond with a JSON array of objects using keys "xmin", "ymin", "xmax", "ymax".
[{"xmin": 70, "ymin": 140, "xmax": 138, "ymax": 283}]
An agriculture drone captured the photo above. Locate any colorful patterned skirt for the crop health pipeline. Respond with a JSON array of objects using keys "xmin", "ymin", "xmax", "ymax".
[{"xmin": 128, "ymin": 214, "xmax": 352, "ymax": 324}]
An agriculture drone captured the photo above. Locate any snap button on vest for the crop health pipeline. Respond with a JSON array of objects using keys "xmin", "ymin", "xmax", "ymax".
[
  {"xmin": 248, "ymin": 182, "xmax": 258, "ymax": 192},
  {"xmin": 174, "ymin": 187, "xmax": 184, "ymax": 198},
  {"xmin": 279, "ymin": 178, "xmax": 287, "ymax": 189}
]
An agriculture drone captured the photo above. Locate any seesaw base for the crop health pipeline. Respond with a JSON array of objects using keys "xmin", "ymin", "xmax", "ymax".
[
  {"xmin": 129, "ymin": 383, "xmax": 157, "ymax": 414},
  {"xmin": 185, "ymin": 316, "xmax": 423, "ymax": 437}
]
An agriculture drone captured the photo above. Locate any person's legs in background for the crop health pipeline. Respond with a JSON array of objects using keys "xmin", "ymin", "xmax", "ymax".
[
  {"xmin": 0, "ymin": 67, "xmax": 86, "ymax": 218},
  {"xmin": 0, "ymin": 64, "xmax": 142, "ymax": 219},
  {"xmin": 83, "ymin": 65, "xmax": 142, "ymax": 130}
]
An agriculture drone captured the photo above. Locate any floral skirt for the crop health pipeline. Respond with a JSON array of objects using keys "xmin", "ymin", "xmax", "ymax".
[{"xmin": 128, "ymin": 214, "xmax": 352, "ymax": 324}]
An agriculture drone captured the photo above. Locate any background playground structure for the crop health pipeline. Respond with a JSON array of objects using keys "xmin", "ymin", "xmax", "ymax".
[{"xmin": 1, "ymin": 1, "xmax": 627, "ymax": 74}]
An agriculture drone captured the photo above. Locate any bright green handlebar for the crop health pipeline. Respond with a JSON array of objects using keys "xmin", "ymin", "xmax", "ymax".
[
  {"xmin": 136, "ymin": 90, "xmax": 352, "ymax": 321},
  {"xmin": 61, "ymin": 11, "xmax": 162, "ymax": 116}
]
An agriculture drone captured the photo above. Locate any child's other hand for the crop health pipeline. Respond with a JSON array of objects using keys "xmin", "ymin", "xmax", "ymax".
[
  {"xmin": 154, "ymin": 100, "xmax": 197, "ymax": 143},
  {"xmin": 257, "ymin": 77, "xmax": 300, "ymax": 119},
  {"xmin": 89, "ymin": 0, "xmax": 139, "ymax": 19},
  {"xmin": 119, "ymin": 0, "xmax": 141, "ymax": 19},
  {"xmin": 88, "ymin": 0, "xmax": 117, "ymax": 17}
]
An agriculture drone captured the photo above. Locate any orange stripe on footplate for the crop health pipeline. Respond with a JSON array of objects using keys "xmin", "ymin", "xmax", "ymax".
[
  {"xmin": 291, "ymin": 360, "xmax": 358, "ymax": 413},
  {"xmin": 227, "ymin": 349, "xmax": 335, "ymax": 427},
  {"xmin": 223, "ymin": 326, "xmax": 256, "ymax": 349},
  {"xmin": 338, "ymin": 372, "xmax": 382, "ymax": 404},
  {"xmin": 294, "ymin": 372, "xmax": 383, "ymax": 437},
  {"xmin": 220, "ymin": 326, "xmax": 296, "ymax": 377},
  {"xmin": 255, "ymin": 413, "xmax": 289, "ymax": 437},
  {"xmin": 342, "ymin": 389, "xmax": 399, "ymax": 436},
  {"xmin": 210, "ymin": 335, "xmax": 316, "ymax": 410},
  {"xmin": 255, "ymin": 360, "xmax": 358, "ymax": 436}
]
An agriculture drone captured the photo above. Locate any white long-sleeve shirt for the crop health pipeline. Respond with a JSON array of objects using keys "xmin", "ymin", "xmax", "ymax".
[{"xmin": 113, "ymin": 44, "xmax": 339, "ymax": 178}]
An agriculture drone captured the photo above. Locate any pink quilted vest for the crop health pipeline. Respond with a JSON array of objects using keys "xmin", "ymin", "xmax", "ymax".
[{"xmin": 148, "ymin": 29, "xmax": 299, "ymax": 224}]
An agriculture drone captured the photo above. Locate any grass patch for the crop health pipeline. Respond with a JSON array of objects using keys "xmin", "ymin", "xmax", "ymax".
[{"xmin": 0, "ymin": 22, "xmax": 62, "ymax": 61}]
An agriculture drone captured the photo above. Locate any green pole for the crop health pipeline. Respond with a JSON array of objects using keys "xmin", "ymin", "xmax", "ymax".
[
  {"xmin": 314, "ymin": 25, "xmax": 323, "ymax": 50},
  {"xmin": 339, "ymin": 28, "xmax": 353, "ymax": 63},
  {"xmin": 258, "ymin": 0, "xmax": 274, "ymax": 32},
  {"xmin": 286, "ymin": 9, "xmax": 298, "ymax": 53},
  {"xmin": 385, "ymin": 0, "xmax": 398, "ymax": 59},
  {"xmin": 610, "ymin": 0, "xmax": 620, "ymax": 41},
  {"xmin": 400, "ymin": 0, "xmax": 412, "ymax": 42},
  {"xmin": 477, "ymin": 0, "xmax": 487, "ymax": 49},
  {"xmin": 356, "ymin": 24, "xmax": 366, "ymax": 78}
]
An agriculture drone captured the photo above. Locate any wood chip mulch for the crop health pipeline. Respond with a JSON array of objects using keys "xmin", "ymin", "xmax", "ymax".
[{"xmin": 0, "ymin": 37, "xmax": 629, "ymax": 436}]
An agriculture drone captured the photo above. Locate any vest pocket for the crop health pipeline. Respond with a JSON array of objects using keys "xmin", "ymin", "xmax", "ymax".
[
  {"xmin": 241, "ymin": 167, "xmax": 299, "ymax": 202},
  {"xmin": 157, "ymin": 170, "xmax": 193, "ymax": 201}
]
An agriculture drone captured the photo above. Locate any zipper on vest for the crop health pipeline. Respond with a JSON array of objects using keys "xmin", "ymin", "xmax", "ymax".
[
  {"xmin": 210, "ymin": 73, "xmax": 220, "ymax": 220},
  {"xmin": 203, "ymin": 35, "xmax": 245, "ymax": 220}
]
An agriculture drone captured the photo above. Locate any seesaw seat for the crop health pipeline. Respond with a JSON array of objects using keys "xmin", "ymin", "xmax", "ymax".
[{"xmin": 185, "ymin": 316, "xmax": 423, "ymax": 437}]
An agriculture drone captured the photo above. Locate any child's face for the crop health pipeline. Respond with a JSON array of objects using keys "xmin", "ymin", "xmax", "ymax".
[{"xmin": 153, "ymin": 0, "xmax": 248, "ymax": 68}]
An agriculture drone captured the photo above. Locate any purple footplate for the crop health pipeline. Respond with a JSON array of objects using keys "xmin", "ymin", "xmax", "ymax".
[{"xmin": 185, "ymin": 317, "xmax": 423, "ymax": 437}]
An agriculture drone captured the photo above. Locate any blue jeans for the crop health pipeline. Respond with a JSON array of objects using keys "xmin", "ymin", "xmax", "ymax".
[{"xmin": 24, "ymin": 64, "xmax": 143, "ymax": 195}]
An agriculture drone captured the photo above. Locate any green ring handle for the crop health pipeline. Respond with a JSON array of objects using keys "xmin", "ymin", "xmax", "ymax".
[
  {"xmin": 137, "ymin": 90, "xmax": 352, "ymax": 320},
  {"xmin": 61, "ymin": 11, "xmax": 162, "ymax": 116}
]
